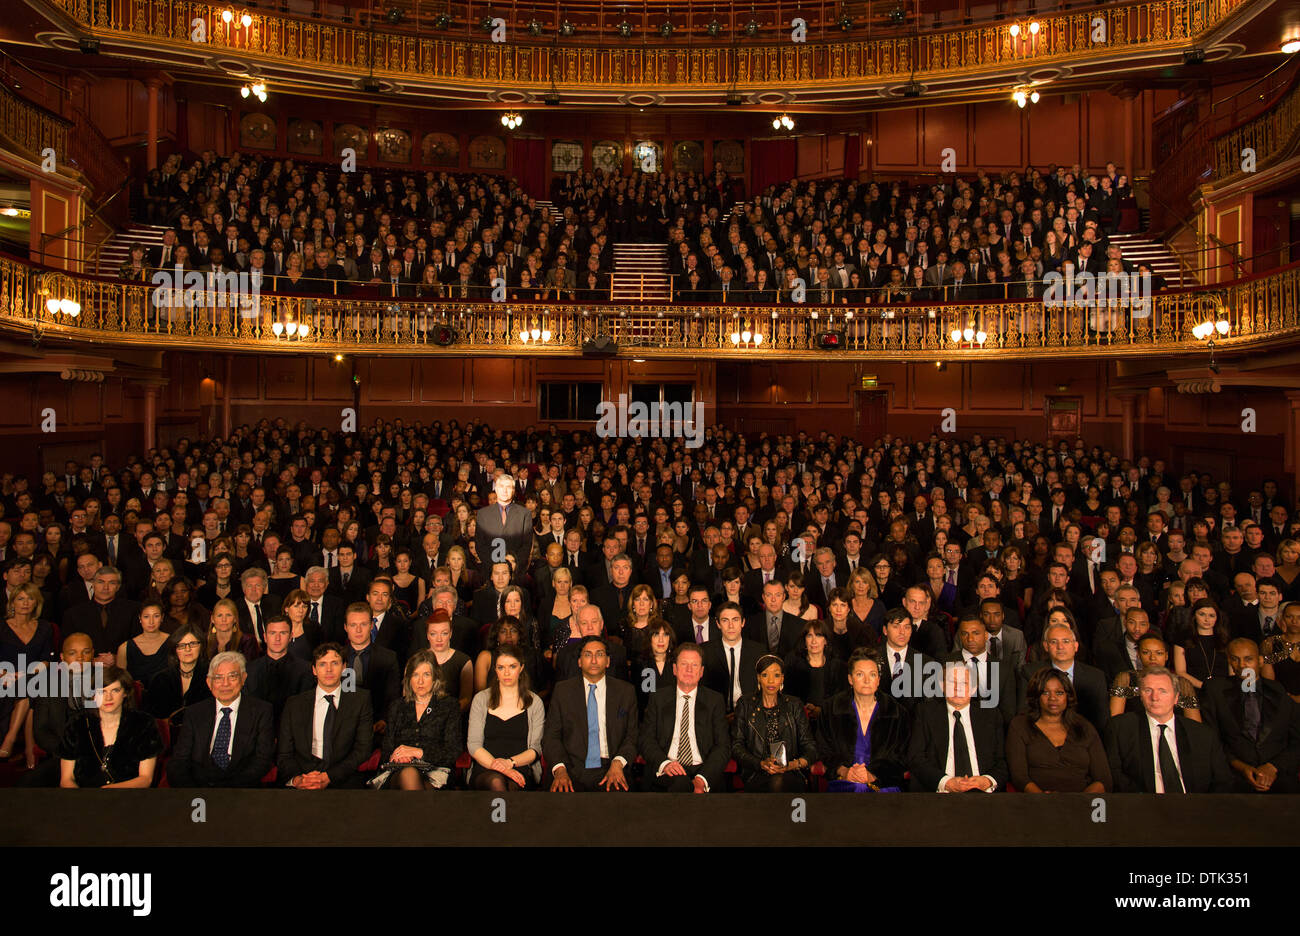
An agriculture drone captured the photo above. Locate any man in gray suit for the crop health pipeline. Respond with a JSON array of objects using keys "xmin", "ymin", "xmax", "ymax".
[
  {"xmin": 979, "ymin": 599, "xmax": 1027, "ymax": 670},
  {"xmin": 475, "ymin": 474, "xmax": 534, "ymax": 584}
]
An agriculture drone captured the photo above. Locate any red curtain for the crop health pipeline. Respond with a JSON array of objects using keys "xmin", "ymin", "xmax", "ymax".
[
  {"xmin": 751, "ymin": 139, "xmax": 796, "ymax": 195},
  {"xmin": 509, "ymin": 138, "xmax": 546, "ymax": 199},
  {"xmin": 844, "ymin": 133, "xmax": 861, "ymax": 180}
]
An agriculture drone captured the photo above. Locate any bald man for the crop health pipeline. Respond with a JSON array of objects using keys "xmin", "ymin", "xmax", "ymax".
[{"xmin": 1200, "ymin": 638, "xmax": 1300, "ymax": 793}]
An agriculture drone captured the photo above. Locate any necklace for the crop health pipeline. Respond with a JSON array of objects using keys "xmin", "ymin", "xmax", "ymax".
[
  {"xmin": 1195, "ymin": 633, "xmax": 1217, "ymax": 675},
  {"xmin": 179, "ymin": 664, "xmax": 196, "ymax": 676}
]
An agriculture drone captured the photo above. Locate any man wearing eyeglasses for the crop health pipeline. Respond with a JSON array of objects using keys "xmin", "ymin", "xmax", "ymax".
[{"xmin": 167, "ymin": 651, "xmax": 275, "ymax": 787}]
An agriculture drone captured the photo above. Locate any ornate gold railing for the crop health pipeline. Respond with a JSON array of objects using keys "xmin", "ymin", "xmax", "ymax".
[
  {"xmin": 0, "ymin": 83, "xmax": 70, "ymax": 169},
  {"xmin": 52, "ymin": 0, "xmax": 1247, "ymax": 91},
  {"xmin": 1212, "ymin": 71, "xmax": 1300, "ymax": 182},
  {"xmin": 4, "ymin": 254, "xmax": 1298, "ymax": 359}
]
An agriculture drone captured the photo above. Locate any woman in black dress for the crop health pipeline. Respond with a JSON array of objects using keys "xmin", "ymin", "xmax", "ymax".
[
  {"xmin": 145, "ymin": 623, "xmax": 212, "ymax": 726},
  {"xmin": 266, "ymin": 547, "xmax": 301, "ymax": 609},
  {"xmin": 376, "ymin": 650, "xmax": 463, "ymax": 790},
  {"xmin": 421, "ymin": 610, "xmax": 473, "ymax": 714},
  {"xmin": 1173, "ymin": 598, "xmax": 1232, "ymax": 689},
  {"xmin": 1007, "ymin": 668, "xmax": 1111, "ymax": 793},
  {"xmin": 783, "ymin": 619, "xmax": 847, "ymax": 727},
  {"xmin": 0, "ymin": 583, "xmax": 56, "ymax": 763},
  {"xmin": 116, "ymin": 599, "xmax": 170, "ymax": 687},
  {"xmin": 467, "ymin": 646, "xmax": 544, "ymax": 790},
  {"xmin": 389, "ymin": 550, "xmax": 424, "ymax": 617},
  {"xmin": 59, "ymin": 665, "xmax": 163, "ymax": 788},
  {"xmin": 634, "ymin": 621, "xmax": 677, "ymax": 714}
]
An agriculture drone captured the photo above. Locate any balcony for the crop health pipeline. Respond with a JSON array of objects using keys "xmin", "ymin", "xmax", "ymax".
[{"xmin": 4, "ymin": 253, "xmax": 1297, "ymax": 360}]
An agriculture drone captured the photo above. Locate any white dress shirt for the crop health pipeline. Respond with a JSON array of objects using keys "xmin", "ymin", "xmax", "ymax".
[
  {"xmin": 312, "ymin": 686, "xmax": 339, "ymax": 760},
  {"xmin": 553, "ymin": 676, "xmax": 626, "ymax": 772},
  {"xmin": 1147, "ymin": 712, "xmax": 1182, "ymax": 793},
  {"xmin": 209, "ymin": 695, "xmax": 241, "ymax": 759},
  {"xmin": 660, "ymin": 687, "xmax": 706, "ymax": 789},
  {"xmin": 721, "ymin": 638, "xmax": 744, "ymax": 704},
  {"xmin": 689, "ymin": 618, "xmax": 712, "ymax": 644},
  {"xmin": 939, "ymin": 701, "xmax": 997, "ymax": 792}
]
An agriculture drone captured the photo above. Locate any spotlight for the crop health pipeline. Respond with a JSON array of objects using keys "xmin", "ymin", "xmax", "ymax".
[
  {"xmin": 744, "ymin": 20, "xmax": 759, "ymax": 36},
  {"xmin": 726, "ymin": 91, "xmax": 743, "ymax": 106},
  {"xmin": 707, "ymin": 19, "xmax": 721, "ymax": 36},
  {"xmin": 816, "ymin": 331, "xmax": 845, "ymax": 350},
  {"xmin": 543, "ymin": 91, "xmax": 560, "ymax": 105},
  {"xmin": 361, "ymin": 77, "xmax": 381, "ymax": 93},
  {"xmin": 1183, "ymin": 49, "xmax": 1205, "ymax": 65},
  {"xmin": 660, "ymin": 21, "xmax": 674, "ymax": 36},
  {"xmin": 889, "ymin": 6, "xmax": 905, "ymax": 24},
  {"xmin": 479, "ymin": 16, "xmax": 495, "ymax": 31},
  {"xmin": 431, "ymin": 325, "xmax": 456, "ymax": 346},
  {"xmin": 386, "ymin": 7, "xmax": 403, "ymax": 24},
  {"xmin": 935, "ymin": 361, "xmax": 947, "ymax": 371},
  {"xmin": 1284, "ymin": 38, "xmax": 1300, "ymax": 54},
  {"xmin": 838, "ymin": 14, "xmax": 852, "ymax": 30},
  {"xmin": 433, "ymin": 13, "xmax": 450, "ymax": 28},
  {"xmin": 78, "ymin": 37, "xmax": 100, "ymax": 54},
  {"xmin": 902, "ymin": 81, "xmax": 922, "ymax": 98},
  {"xmin": 616, "ymin": 20, "xmax": 632, "ymax": 37},
  {"xmin": 527, "ymin": 18, "xmax": 542, "ymax": 36},
  {"xmin": 559, "ymin": 20, "xmax": 575, "ymax": 36},
  {"xmin": 334, "ymin": 353, "xmax": 344, "ymax": 361}
]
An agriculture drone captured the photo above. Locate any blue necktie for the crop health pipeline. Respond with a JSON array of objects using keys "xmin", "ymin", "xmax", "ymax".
[
  {"xmin": 212, "ymin": 706, "xmax": 232, "ymax": 770},
  {"xmin": 662, "ymin": 569, "xmax": 671, "ymax": 598},
  {"xmin": 371, "ymin": 616, "xmax": 380, "ymax": 643},
  {"xmin": 585, "ymin": 683, "xmax": 601, "ymax": 769}
]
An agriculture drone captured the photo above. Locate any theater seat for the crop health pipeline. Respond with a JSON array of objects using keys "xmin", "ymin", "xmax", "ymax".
[
  {"xmin": 261, "ymin": 765, "xmax": 277, "ymax": 785},
  {"xmin": 359, "ymin": 749, "xmax": 381, "ymax": 773},
  {"xmin": 155, "ymin": 719, "xmax": 171, "ymax": 753}
]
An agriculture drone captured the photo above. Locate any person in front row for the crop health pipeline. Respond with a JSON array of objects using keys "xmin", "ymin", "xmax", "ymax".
[
  {"xmin": 59, "ymin": 665, "xmax": 164, "ymax": 788},
  {"xmin": 278, "ymin": 642, "xmax": 375, "ymax": 789},
  {"xmin": 908, "ymin": 662, "xmax": 1008, "ymax": 793},
  {"xmin": 467, "ymin": 646, "xmax": 545, "ymax": 790},
  {"xmin": 375, "ymin": 649, "xmax": 463, "ymax": 790},
  {"xmin": 1200, "ymin": 638, "xmax": 1300, "ymax": 793},
  {"xmin": 1104, "ymin": 665, "xmax": 1232, "ymax": 793},
  {"xmin": 21, "ymin": 633, "xmax": 96, "ymax": 787},
  {"xmin": 167, "ymin": 651, "xmax": 275, "ymax": 787},
  {"xmin": 1006, "ymin": 667, "xmax": 1111, "ymax": 793},
  {"xmin": 639, "ymin": 643, "xmax": 729, "ymax": 792},
  {"xmin": 731, "ymin": 654, "xmax": 817, "ymax": 792},
  {"xmin": 822, "ymin": 648, "xmax": 909, "ymax": 792},
  {"xmin": 545, "ymin": 635, "xmax": 639, "ymax": 792}
]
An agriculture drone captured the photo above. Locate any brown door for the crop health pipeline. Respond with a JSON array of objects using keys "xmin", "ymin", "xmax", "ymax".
[{"xmin": 855, "ymin": 390, "xmax": 888, "ymax": 443}]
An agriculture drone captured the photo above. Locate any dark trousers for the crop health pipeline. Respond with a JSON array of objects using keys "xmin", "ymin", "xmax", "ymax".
[
  {"xmin": 742, "ymin": 770, "xmax": 808, "ymax": 793},
  {"xmin": 647, "ymin": 765, "xmax": 709, "ymax": 792},
  {"xmin": 17, "ymin": 757, "xmax": 60, "ymax": 787},
  {"xmin": 568, "ymin": 758, "xmax": 625, "ymax": 791}
]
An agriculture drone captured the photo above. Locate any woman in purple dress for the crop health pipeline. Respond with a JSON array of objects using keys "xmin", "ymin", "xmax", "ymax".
[{"xmin": 821, "ymin": 648, "xmax": 909, "ymax": 792}]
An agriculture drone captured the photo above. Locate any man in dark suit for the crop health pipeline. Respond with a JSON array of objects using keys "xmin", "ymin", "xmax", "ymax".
[
  {"xmin": 236, "ymin": 567, "xmax": 274, "ymax": 651},
  {"xmin": 883, "ymin": 608, "xmax": 936, "ymax": 710},
  {"xmin": 277, "ymin": 643, "xmax": 375, "ymax": 789},
  {"xmin": 1104, "ymin": 666, "xmax": 1232, "ymax": 793},
  {"xmin": 701, "ymin": 602, "xmax": 764, "ymax": 715},
  {"xmin": 328, "ymin": 544, "xmax": 372, "ymax": 604},
  {"xmin": 739, "ymin": 544, "xmax": 785, "ymax": 613},
  {"xmin": 638, "ymin": 643, "xmax": 730, "ymax": 792},
  {"xmin": 301, "ymin": 567, "xmax": 347, "ymax": 645},
  {"xmin": 1019, "ymin": 619, "xmax": 1111, "ymax": 733},
  {"xmin": 342, "ymin": 604, "xmax": 400, "ymax": 738},
  {"xmin": 57, "ymin": 552, "xmax": 100, "ymax": 621},
  {"xmin": 590, "ymin": 555, "xmax": 637, "ymax": 641},
  {"xmin": 428, "ymin": 585, "xmax": 481, "ymax": 658},
  {"xmin": 62, "ymin": 566, "xmax": 141, "ymax": 662},
  {"xmin": 245, "ymin": 615, "xmax": 316, "ymax": 729},
  {"xmin": 365, "ymin": 579, "xmax": 411, "ymax": 665},
  {"xmin": 544, "ymin": 636, "xmax": 639, "ymax": 792},
  {"xmin": 166, "ymin": 650, "xmax": 276, "ymax": 787},
  {"xmin": 470, "ymin": 561, "xmax": 512, "ymax": 628},
  {"xmin": 475, "ymin": 474, "xmax": 534, "ymax": 584},
  {"xmin": 944, "ymin": 615, "xmax": 1018, "ymax": 726},
  {"xmin": 744, "ymin": 581, "xmax": 804, "ymax": 656},
  {"xmin": 908, "ymin": 663, "xmax": 1008, "ymax": 792},
  {"xmin": 1200, "ymin": 639, "xmax": 1300, "ymax": 793},
  {"xmin": 554, "ymin": 605, "xmax": 628, "ymax": 682}
]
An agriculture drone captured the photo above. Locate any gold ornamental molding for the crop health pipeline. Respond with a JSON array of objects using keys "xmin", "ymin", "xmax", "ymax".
[
  {"xmin": 39, "ymin": 0, "xmax": 1253, "ymax": 101},
  {"xmin": 3, "ymin": 253, "xmax": 1299, "ymax": 361}
]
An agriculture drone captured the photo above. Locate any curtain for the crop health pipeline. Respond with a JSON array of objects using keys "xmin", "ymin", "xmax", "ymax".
[{"xmin": 751, "ymin": 139, "xmax": 796, "ymax": 195}]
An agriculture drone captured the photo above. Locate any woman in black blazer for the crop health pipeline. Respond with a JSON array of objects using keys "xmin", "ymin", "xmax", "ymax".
[
  {"xmin": 782, "ymin": 619, "xmax": 848, "ymax": 727},
  {"xmin": 376, "ymin": 650, "xmax": 463, "ymax": 790},
  {"xmin": 821, "ymin": 648, "xmax": 909, "ymax": 792},
  {"xmin": 730, "ymin": 655, "xmax": 818, "ymax": 793}
]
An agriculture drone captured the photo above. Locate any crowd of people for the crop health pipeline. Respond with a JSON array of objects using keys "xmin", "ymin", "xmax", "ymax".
[
  {"xmin": 120, "ymin": 148, "xmax": 1159, "ymax": 310},
  {"xmin": 2, "ymin": 421, "xmax": 1297, "ymax": 794}
]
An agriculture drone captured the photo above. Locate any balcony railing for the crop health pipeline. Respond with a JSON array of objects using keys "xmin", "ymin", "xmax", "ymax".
[
  {"xmin": 53, "ymin": 0, "xmax": 1247, "ymax": 92},
  {"xmin": 4, "ymin": 253, "xmax": 1297, "ymax": 359}
]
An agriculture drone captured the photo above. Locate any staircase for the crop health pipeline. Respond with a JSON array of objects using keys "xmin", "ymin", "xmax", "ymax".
[
  {"xmin": 611, "ymin": 244, "xmax": 672, "ymax": 301},
  {"xmin": 93, "ymin": 223, "xmax": 171, "ymax": 276},
  {"xmin": 1109, "ymin": 232, "xmax": 1194, "ymax": 287}
]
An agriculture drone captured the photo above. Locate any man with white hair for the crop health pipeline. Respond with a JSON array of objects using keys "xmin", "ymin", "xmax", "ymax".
[
  {"xmin": 475, "ymin": 472, "xmax": 534, "ymax": 583},
  {"xmin": 167, "ymin": 651, "xmax": 276, "ymax": 787}
]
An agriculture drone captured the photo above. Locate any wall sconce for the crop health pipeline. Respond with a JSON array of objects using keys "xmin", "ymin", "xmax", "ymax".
[
  {"xmin": 1008, "ymin": 20, "xmax": 1040, "ymax": 37},
  {"xmin": 500, "ymin": 111, "xmax": 523, "ymax": 129},
  {"xmin": 771, "ymin": 114, "xmax": 795, "ymax": 131},
  {"xmin": 45, "ymin": 297, "xmax": 81, "ymax": 317},
  {"xmin": 948, "ymin": 326, "xmax": 987, "ymax": 345},
  {"xmin": 240, "ymin": 81, "xmax": 268, "ymax": 102},
  {"xmin": 271, "ymin": 319, "xmax": 310, "ymax": 338}
]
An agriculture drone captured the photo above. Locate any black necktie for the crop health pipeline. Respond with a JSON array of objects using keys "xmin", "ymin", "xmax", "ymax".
[
  {"xmin": 254, "ymin": 604, "xmax": 264, "ymax": 643},
  {"xmin": 990, "ymin": 636, "xmax": 1001, "ymax": 659},
  {"xmin": 321, "ymin": 693, "xmax": 337, "ymax": 764},
  {"xmin": 1243, "ymin": 690, "xmax": 1261, "ymax": 740},
  {"xmin": 310, "ymin": 602, "xmax": 320, "ymax": 627},
  {"xmin": 727, "ymin": 647, "xmax": 737, "ymax": 713},
  {"xmin": 1157, "ymin": 724, "xmax": 1184, "ymax": 794},
  {"xmin": 952, "ymin": 711, "xmax": 973, "ymax": 778}
]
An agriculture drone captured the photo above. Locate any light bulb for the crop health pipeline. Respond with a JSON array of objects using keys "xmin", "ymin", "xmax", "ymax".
[
  {"xmin": 68, "ymin": 301, "xmax": 81, "ymax": 317},
  {"xmin": 753, "ymin": 333, "xmax": 763, "ymax": 345},
  {"xmin": 541, "ymin": 329, "xmax": 552, "ymax": 342},
  {"xmin": 810, "ymin": 311, "xmax": 818, "ymax": 320},
  {"xmin": 976, "ymin": 330, "xmax": 987, "ymax": 344},
  {"xmin": 741, "ymin": 329, "xmax": 752, "ymax": 343},
  {"xmin": 272, "ymin": 321, "xmax": 283, "ymax": 335},
  {"xmin": 45, "ymin": 298, "xmax": 60, "ymax": 314},
  {"xmin": 519, "ymin": 330, "xmax": 529, "ymax": 342},
  {"xmin": 772, "ymin": 118, "xmax": 781, "ymax": 130},
  {"xmin": 222, "ymin": 9, "xmax": 233, "ymax": 22},
  {"xmin": 297, "ymin": 323, "xmax": 310, "ymax": 338},
  {"xmin": 1215, "ymin": 319, "xmax": 1229, "ymax": 335},
  {"xmin": 501, "ymin": 114, "xmax": 509, "ymax": 126},
  {"xmin": 845, "ymin": 311, "xmax": 854, "ymax": 319},
  {"xmin": 950, "ymin": 329, "xmax": 963, "ymax": 342},
  {"xmin": 730, "ymin": 332, "xmax": 741, "ymax": 345},
  {"xmin": 530, "ymin": 328, "xmax": 541, "ymax": 340},
  {"xmin": 241, "ymin": 12, "xmax": 252, "ymax": 27},
  {"xmin": 256, "ymin": 91, "xmax": 266, "ymax": 102},
  {"xmin": 1284, "ymin": 39, "xmax": 1300, "ymax": 54},
  {"xmin": 241, "ymin": 86, "xmax": 250, "ymax": 98},
  {"xmin": 1030, "ymin": 90, "xmax": 1040, "ymax": 103},
  {"xmin": 1029, "ymin": 20, "xmax": 1040, "ymax": 34},
  {"xmin": 1009, "ymin": 22, "xmax": 1020, "ymax": 36},
  {"xmin": 963, "ymin": 327, "xmax": 974, "ymax": 341}
]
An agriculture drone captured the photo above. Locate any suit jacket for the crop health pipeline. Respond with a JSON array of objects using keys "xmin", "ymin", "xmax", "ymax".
[
  {"xmin": 235, "ymin": 597, "xmax": 274, "ymax": 649},
  {"xmin": 303, "ymin": 594, "xmax": 348, "ymax": 646},
  {"xmin": 166, "ymin": 695, "xmax": 276, "ymax": 787},
  {"xmin": 244, "ymin": 653, "xmax": 315, "ymax": 727},
  {"xmin": 277, "ymin": 686, "xmax": 375, "ymax": 787},
  {"xmin": 639, "ymin": 684, "xmax": 730, "ymax": 791},
  {"xmin": 63, "ymin": 599, "xmax": 142, "ymax": 655},
  {"xmin": 1104, "ymin": 710, "xmax": 1232, "ymax": 793},
  {"xmin": 327, "ymin": 566, "xmax": 374, "ymax": 603},
  {"xmin": 907, "ymin": 698, "xmax": 1009, "ymax": 792},
  {"xmin": 982, "ymin": 625, "xmax": 1028, "ymax": 671},
  {"xmin": 701, "ymin": 638, "xmax": 764, "ymax": 709},
  {"xmin": 1019, "ymin": 659, "xmax": 1111, "ymax": 734},
  {"xmin": 475, "ymin": 501, "xmax": 534, "ymax": 583},
  {"xmin": 1200, "ymin": 676, "xmax": 1300, "ymax": 790},
  {"xmin": 944, "ymin": 650, "xmax": 1018, "ymax": 725},
  {"xmin": 346, "ymin": 643, "xmax": 401, "ymax": 726},
  {"xmin": 743, "ymin": 611, "xmax": 805, "ymax": 657},
  {"xmin": 543, "ymin": 676, "xmax": 639, "ymax": 773}
]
